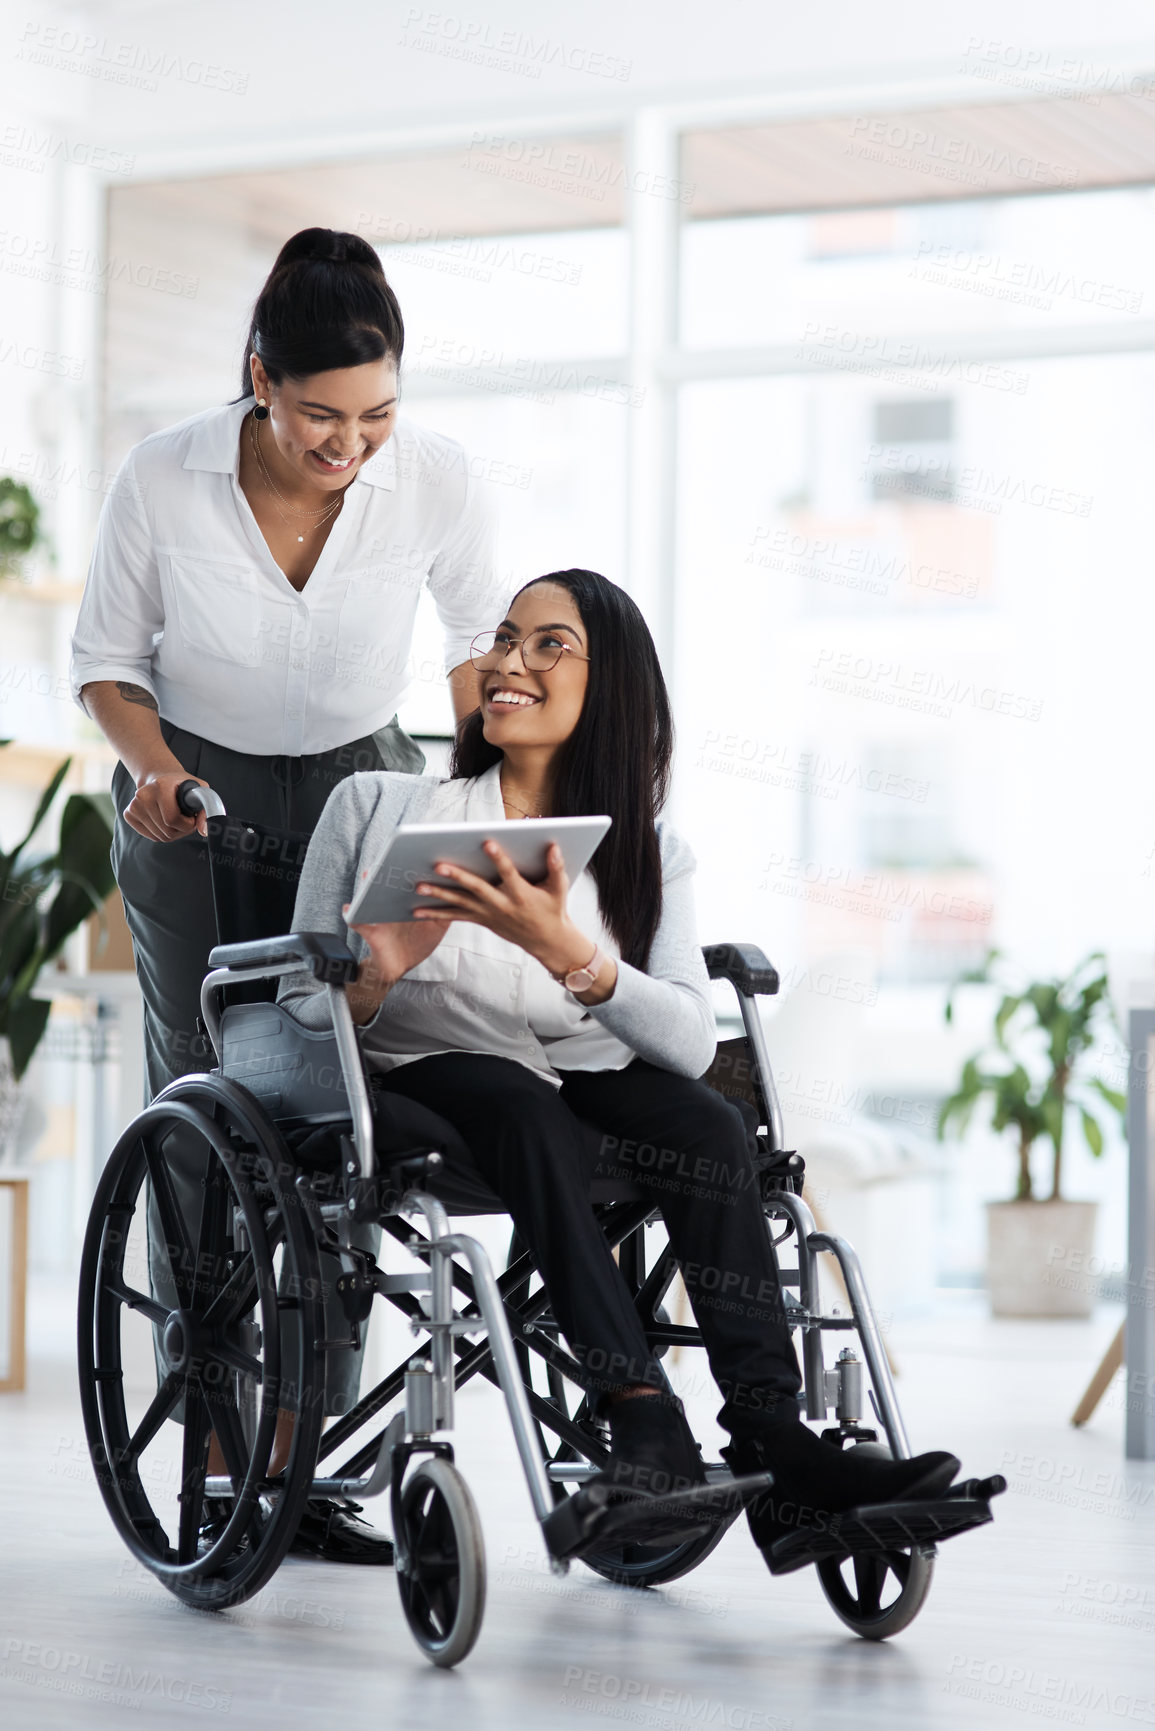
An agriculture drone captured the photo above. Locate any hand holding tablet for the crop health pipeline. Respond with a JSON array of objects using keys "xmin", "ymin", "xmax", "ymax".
[{"xmin": 343, "ymin": 815, "xmax": 612, "ymax": 927}]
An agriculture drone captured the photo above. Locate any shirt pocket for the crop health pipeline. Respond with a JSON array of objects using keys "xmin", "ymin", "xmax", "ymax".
[
  {"xmin": 403, "ymin": 942, "xmax": 461, "ymax": 987},
  {"xmin": 386, "ymin": 941, "xmax": 462, "ymax": 1022},
  {"xmin": 335, "ymin": 558, "xmax": 426, "ymax": 689},
  {"xmin": 161, "ymin": 552, "xmax": 270, "ymax": 669}
]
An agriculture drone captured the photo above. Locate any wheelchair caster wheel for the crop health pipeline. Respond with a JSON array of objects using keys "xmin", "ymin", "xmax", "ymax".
[
  {"xmin": 815, "ymin": 1442, "xmax": 935, "ymax": 1639},
  {"xmin": 396, "ymin": 1458, "xmax": 486, "ymax": 1667}
]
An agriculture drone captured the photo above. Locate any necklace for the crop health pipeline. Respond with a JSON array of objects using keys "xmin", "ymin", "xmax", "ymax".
[
  {"xmin": 249, "ymin": 415, "xmax": 349, "ymax": 543},
  {"xmin": 500, "ymin": 775, "xmax": 545, "ymax": 820}
]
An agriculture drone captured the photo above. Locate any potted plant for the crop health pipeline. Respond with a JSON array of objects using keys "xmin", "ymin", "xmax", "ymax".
[
  {"xmin": 0, "ymin": 744, "xmax": 116, "ymax": 1160},
  {"xmin": 937, "ymin": 949, "xmax": 1125, "ymax": 1318},
  {"xmin": 0, "ymin": 477, "xmax": 42, "ymax": 578}
]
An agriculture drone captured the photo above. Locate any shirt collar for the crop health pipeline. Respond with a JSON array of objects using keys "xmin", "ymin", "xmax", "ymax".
[
  {"xmin": 181, "ymin": 396, "xmax": 396, "ymax": 490},
  {"xmin": 355, "ymin": 435, "xmax": 396, "ymax": 491},
  {"xmin": 182, "ymin": 398, "xmax": 249, "ymax": 476},
  {"xmin": 470, "ymin": 761, "xmax": 506, "ymax": 817}
]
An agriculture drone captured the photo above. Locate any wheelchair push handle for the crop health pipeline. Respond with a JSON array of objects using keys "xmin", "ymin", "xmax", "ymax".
[{"xmin": 176, "ymin": 777, "xmax": 227, "ymax": 820}]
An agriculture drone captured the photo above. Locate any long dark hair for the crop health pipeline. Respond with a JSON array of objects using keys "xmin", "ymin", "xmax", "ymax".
[
  {"xmin": 450, "ymin": 570, "xmax": 673, "ymax": 970},
  {"xmin": 237, "ymin": 227, "xmax": 404, "ymax": 396}
]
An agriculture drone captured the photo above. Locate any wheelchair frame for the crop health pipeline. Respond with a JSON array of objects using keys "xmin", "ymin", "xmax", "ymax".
[{"xmin": 81, "ymin": 925, "xmax": 1002, "ymax": 1667}]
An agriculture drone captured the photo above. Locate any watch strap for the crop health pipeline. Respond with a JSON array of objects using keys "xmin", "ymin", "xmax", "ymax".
[{"xmin": 553, "ymin": 941, "xmax": 606, "ymax": 992}]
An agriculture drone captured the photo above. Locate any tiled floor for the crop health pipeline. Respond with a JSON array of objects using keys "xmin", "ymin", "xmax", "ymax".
[{"xmin": 1, "ymin": 1275, "xmax": 1150, "ymax": 1731}]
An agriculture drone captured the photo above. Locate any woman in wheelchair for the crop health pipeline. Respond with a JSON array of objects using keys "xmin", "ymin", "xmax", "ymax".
[{"xmin": 280, "ymin": 567, "xmax": 961, "ymax": 1570}]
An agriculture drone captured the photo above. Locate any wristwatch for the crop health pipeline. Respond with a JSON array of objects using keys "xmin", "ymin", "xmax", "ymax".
[{"xmin": 553, "ymin": 942, "xmax": 607, "ymax": 994}]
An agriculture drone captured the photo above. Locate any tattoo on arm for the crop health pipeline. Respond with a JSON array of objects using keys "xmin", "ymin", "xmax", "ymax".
[{"xmin": 115, "ymin": 681, "xmax": 159, "ymax": 713}]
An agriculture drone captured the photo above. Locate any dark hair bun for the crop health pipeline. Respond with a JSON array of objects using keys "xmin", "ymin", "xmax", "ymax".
[
  {"xmin": 273, "ymin": 227, "xmax": 384, "ymax": 274},
  {"xmin": 238, "ymin": 227, "xmax": 403, "ymax": 394}
]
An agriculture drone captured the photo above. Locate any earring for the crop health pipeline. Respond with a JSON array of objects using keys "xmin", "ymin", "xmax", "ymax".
[{"xmin": 253, "ymin": 398, "xmax": 269, "ymax": 421}]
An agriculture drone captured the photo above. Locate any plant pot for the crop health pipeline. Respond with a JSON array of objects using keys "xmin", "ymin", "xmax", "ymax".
[
  {"xmin": 985, "ymin": 1199, "xmax": 1099, "ymax": 1318},
  {"xmin": 0, "ymin": 1036, "xmax": 28, "ymax": 1166}
]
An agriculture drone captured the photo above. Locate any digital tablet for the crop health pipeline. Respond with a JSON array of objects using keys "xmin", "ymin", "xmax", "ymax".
[{"xmin": 343, "ymin": 815, "xmax": 612, "ymax": 926}]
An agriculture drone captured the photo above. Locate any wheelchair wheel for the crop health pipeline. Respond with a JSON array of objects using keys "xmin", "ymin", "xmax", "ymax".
[
  {"xmin": 395, "ymin": 1457, "xmax": 486, "ymax": 1667},
  {"xmin": 815, "ymin": 1442, "xmax": 935, "ymax": 1639},
  {"xmin": 77, "ymin": 1076, "xmax": 325, "ymax": 1612}
]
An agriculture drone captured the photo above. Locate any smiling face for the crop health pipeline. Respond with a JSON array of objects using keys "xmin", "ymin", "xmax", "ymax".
[
  {"xmin": 250, "ymin": 353, "xmax": 399, "ymax": 490},
  {"xmin": 480, "ymin": 581, "xmax": 590, "ymax": 756}
]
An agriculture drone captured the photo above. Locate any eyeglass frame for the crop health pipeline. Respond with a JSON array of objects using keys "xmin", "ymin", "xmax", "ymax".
[{"xmin": 468, "ymin": 627, "xmax": 591, "ymax": 674}]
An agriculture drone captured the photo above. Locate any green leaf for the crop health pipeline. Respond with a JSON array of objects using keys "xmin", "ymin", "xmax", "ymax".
[
  {"xmin": 39, "ymin": 869, "xmax": 110, "ymax": 965},
  {"xmin": 991, "ymin": 1065, "xmax": 1041, "ymax": 1136},
  {"xmin": 1089, "ymin": 1076, "xmax": 1126, "ymax": 1117},
  {"xmin": 1048, "ymin": 1007, "xmax": 1073, "ymax": 1069},
  {"xmin": 0, "ymin": 883, "xmax": 43, "ymax": 998},
  {"xmin": 39, "ymin": 796, "xmax": 115, "ymax": 961},
  {"xmin": 1039, "ymin": 1092, "xmax": 1065, "ymax": 1152},
  {"xmin": 0, "ymin": 760, "xmax": 116, "ymax": 1073},
  {"xmin": 994, "ymin": 994, "xmax": 1024, "ymax": 1047},
  {"xmin": 7, "ymin": 756, "xmax": 72, "ymax": 873},
  {"xmin": 1080, "ymin": 1107, "xmax": 1104, "ymax": 1158},
  {"xmin": 7, "ymin": 995, "xmax": 51, "ymax": 1079}
]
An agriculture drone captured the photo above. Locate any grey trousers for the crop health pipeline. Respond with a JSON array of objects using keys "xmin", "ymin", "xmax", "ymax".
[{"xmin": 112, "ymin": 716, "xmax": 425, "ymax": 1416}]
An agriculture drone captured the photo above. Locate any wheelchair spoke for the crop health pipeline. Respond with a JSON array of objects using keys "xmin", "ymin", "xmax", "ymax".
[
  {"xmin": 121, "ymin": 1370, "xmax": 183, "ymax": 1468},
  {"xmin": 852, "ymin": 1551, "xmax": 887, "ymax": 1616},
  {"xmin": 176, "ymin": 1385, "xmax": 213, "ymax": 1564},
  {"xmin": 208, "ymin": 1339, "xmax": 263, "ymax": 1382},
  {"xmin": 143, "ymin": 1137, "xmax": 196, "ymax": 1303},
  {"xmin": 200, "ymin": 1253, "xmax": 258, "ymax": 1334},
  {"xmin": 206, "ymin": 1388, "xmax": 269, "ymax": 1548},
  {"xmin": 408, "ymin": 1492, "xmax": 459, "ymax": 1635},
  {"xmin": 192, "ymin": 1162, "xmax": 230, "ymax": 1309},
  {"xmin": 206, "ymin": 1389, "xmax": 253, "ymax": 1487},
  {"xmin": 882, "ymin": 1549, "xmax": 911, "ymax": 1589},
  {"xmin": 106, "ymin": 1275, "xmax": 169, "ymax": 1329}
]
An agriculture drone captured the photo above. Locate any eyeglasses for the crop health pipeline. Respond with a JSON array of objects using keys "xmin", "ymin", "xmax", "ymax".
[{"xmin": 469, "ymin": 628, "xmax": 590, "ymax": 673}]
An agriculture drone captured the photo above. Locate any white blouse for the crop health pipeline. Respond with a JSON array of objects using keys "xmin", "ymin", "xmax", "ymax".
[
  {"xmin": 279, "ymin": 762, "xmax": 720, "ymax": 1086},
  {"xmin": 364, "ymin": 763, "xmax": 632, "ymax": 1079},
  {"xmin": 69, "ymin": 398, "xmax": 507, "ymax": 757}
]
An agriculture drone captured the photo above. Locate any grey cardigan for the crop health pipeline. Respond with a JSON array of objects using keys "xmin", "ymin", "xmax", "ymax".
[{"xmin": 278, "ymin": 771, "xmax": 717, "ymax": 1081}]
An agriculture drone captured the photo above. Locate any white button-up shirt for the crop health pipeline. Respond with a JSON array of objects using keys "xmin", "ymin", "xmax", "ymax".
[{"xmin": 69, "ymin": 398, "xmax": 507, "ymax": 756}]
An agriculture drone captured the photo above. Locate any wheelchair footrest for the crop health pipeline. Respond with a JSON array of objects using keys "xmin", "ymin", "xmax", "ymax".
[
  {"xmin": 765, "ymin": 1482, "xmax": 1004, "ymax": 1576},
  {"xmin": 543, "ymin": 1472, "xmax": 773, "ymax": 1560}
]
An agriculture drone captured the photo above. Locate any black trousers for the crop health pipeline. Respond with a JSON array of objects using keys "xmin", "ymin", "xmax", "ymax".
[{"xmin": 378, "ymin": 1053, "xmax": 803, "ymax": 1427}]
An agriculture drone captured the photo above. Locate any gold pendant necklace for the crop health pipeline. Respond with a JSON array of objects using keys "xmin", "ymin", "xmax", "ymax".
[
  {"xmin": 500, "ymin": 776, "xmax": 543, "ymax": 820},
  {"xmin": 249, "ymin": 416, "xmax": 349, "ymax": 542}
]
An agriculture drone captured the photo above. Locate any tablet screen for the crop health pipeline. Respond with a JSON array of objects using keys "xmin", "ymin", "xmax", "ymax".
[{"xmin": 344, "ymin": 815, "xmax": 612, "ymax": 926}]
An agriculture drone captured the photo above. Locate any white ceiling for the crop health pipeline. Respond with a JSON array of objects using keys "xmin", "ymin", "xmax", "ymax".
[{"xmin": 8, "ymin": 0, "xmax": 1155, "ymax": 173}]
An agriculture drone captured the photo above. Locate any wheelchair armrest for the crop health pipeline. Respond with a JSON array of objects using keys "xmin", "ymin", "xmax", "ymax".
[
  {"xmin": 207, "ymin": 930, "xmax": 359, "ymax": 986},
  {"xmin": 702, "ymin": 942, "xmax": 779, "ymax": 997}
]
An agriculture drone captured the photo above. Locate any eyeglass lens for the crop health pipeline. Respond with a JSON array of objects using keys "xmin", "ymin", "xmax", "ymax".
[{"xmin": 471, "ymin": 630, "xmax": 567, "ymax": 670}]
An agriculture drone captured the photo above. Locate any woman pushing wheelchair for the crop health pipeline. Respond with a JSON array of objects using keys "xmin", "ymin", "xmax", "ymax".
[{"xmin": 280, "ymin": 567, "xmax": 962, "ymax": 1570}]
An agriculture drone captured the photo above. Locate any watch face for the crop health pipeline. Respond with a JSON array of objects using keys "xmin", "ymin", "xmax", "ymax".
[{"xmin": 567, "ymin": 968, "xmax": 594, "ymax": 990}]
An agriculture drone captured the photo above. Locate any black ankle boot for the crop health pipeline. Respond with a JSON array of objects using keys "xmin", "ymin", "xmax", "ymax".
[
  {"xmin": 594, "ymin": 1392, "xmax": 708, "ymax": 1498},
  {"xmin": 722, "ymin": 1417, "xmax": 959, "ymax": 1558}
]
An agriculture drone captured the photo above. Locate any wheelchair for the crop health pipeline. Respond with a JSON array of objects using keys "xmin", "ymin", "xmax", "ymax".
[{"xmin": 78, "ymin": 783, "xmax": 1003, "ymax": 1667}]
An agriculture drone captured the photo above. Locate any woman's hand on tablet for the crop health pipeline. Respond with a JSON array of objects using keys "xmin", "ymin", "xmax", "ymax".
[
  {"xmin": 410, "ymin": 839, "xmax": 613, "ymax": 997},
  {"xmin": 342, "ymin": 886, "xmax": 448, "ymax": 1024}
]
